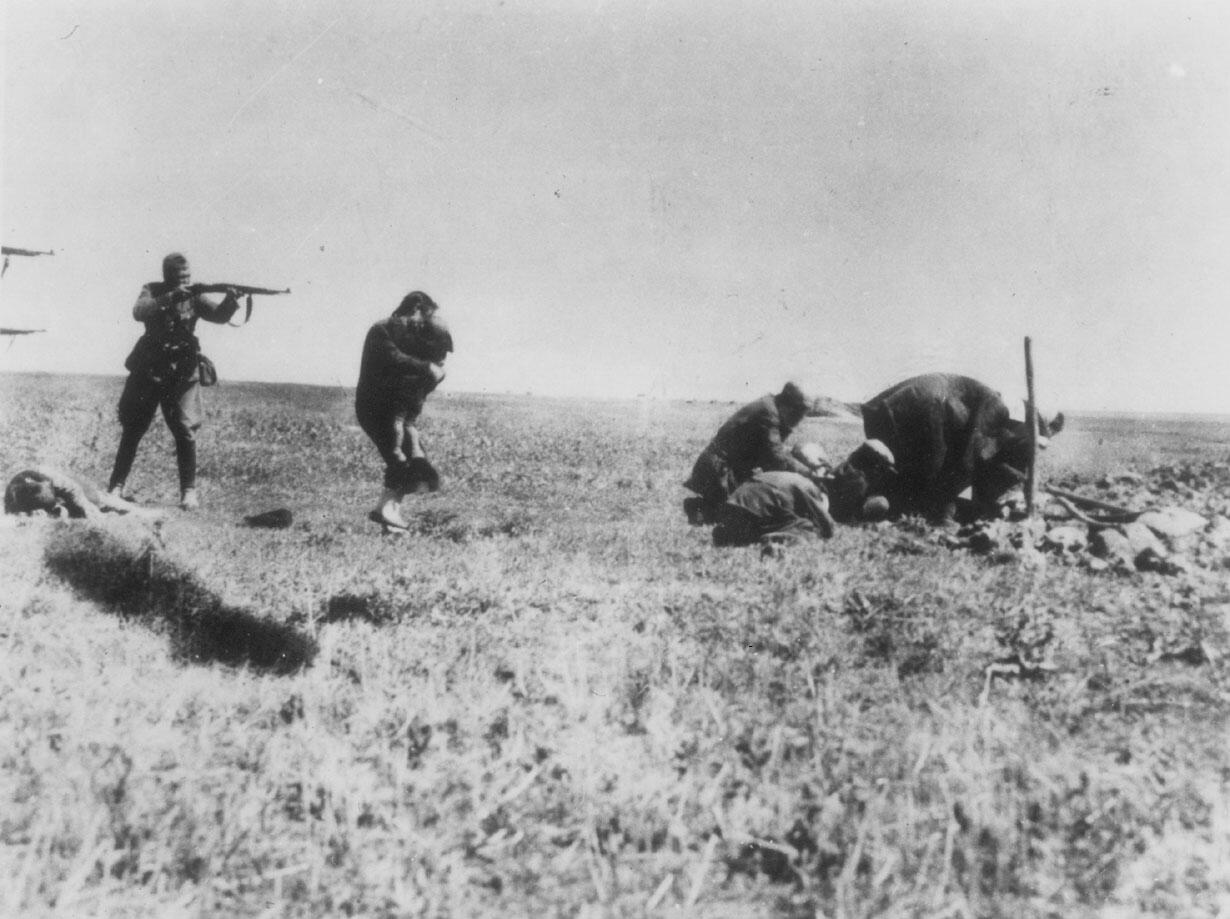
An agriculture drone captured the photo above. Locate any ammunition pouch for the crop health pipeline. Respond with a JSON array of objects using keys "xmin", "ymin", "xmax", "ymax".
[{"xmin": 198, "ymin": 354, "xmax": 218, "ymax": 387}]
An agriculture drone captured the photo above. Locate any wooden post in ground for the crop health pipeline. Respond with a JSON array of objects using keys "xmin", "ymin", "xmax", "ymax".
[{"xmin": 1024, "ymin": 336, "xmax": 1037, "ymax": 517}]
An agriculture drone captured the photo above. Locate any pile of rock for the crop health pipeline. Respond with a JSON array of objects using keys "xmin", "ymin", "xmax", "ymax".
[{"xmin": 939, "ymin": 461, "xmax": 1230, "ymax": 577}]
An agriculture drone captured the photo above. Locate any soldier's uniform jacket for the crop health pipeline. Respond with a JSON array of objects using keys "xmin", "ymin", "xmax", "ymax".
[
  {"xmin": 124, "ymin": 282, "xmax": 238, "ymax": 385},
  {"xmin": 685, "ymin": 394, "xmax": 811, "ymax": 500}
]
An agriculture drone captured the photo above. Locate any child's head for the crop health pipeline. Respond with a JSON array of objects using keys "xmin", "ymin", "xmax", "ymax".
[
  {"xmin": 418, "ymin": 312, "xmax": 452, "ymax": 363},
  {"xmin": 392, "ymin": 291, "xmax": 452, "ymax": 361}
]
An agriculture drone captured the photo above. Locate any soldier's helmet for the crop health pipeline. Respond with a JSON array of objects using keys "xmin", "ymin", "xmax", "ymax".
[
  {"xmin": 777, "ymin": 381, "xmax": 810, "ymax": 413},
  {"xmin": 162, "ymin": 252, "xmax": 189, "ymax": 283}
]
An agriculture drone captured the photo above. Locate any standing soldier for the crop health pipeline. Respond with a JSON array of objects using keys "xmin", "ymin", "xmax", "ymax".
[
  {"xmin": 683, "ymin": 382, "xmax": 821, "ymax": 524},
  {"xmin": 107, "ymin": 252, "xmax": 241, "ymax": 510}
]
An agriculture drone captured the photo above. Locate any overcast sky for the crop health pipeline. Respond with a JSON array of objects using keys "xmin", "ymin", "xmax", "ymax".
[{"xmin": 3, "ymin": 0, "xmax": 1227, "ymax": 413}]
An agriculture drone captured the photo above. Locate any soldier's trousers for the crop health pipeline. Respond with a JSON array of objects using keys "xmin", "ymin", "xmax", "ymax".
[{"xmin": 109, "ymin": 373, "xmax": 202, "ymax": 493}]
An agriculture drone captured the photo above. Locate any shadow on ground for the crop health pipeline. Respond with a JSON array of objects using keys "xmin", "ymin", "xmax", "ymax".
[{"xmin": 43, "ymin": 523, "xmax": 317, "ymax": 675}]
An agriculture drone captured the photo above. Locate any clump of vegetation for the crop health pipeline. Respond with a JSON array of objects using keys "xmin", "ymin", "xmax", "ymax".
[{"xmin": 0, "ymin": 373, "xmax": 1227, "ymax": 917}]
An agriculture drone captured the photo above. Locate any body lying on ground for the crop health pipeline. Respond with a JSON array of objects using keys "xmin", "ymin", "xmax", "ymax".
[{"xmin": 5, "ymin": 467, "xmax": 161, "ymax": 519}]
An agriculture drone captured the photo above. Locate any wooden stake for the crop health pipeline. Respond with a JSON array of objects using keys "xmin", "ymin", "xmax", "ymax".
[{"xmin": 1024, "ymin": 337, "xmax": 1037, "ymax": 517}]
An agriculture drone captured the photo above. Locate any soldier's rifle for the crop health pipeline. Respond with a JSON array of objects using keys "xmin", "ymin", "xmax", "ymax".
[
  {"xmin": 1, "ymin": 246, "xmax": 55, "ymax": 278},
  {"xmin": 1, "ymin": 328, "xmax": 46, "ymax": 337},
  {"xmin": 187, "ymin": 283, "xmax": 291, "ymax": 325}
]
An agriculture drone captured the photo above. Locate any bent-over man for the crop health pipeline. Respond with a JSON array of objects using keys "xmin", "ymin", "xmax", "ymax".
[
  {"xmin": 107, "ymin": 253, "xmax": 241, "ymax": 510},
  {"xmin": 712, "ymin": 470, "xmax": 836, "ymax": 547},
  {"xmin": 684, "ymin": 382, "xmax": 819, "ymax": 524}
]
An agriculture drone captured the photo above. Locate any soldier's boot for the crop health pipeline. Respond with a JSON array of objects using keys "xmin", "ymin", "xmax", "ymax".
[{"xmin": 175, "ymin": 438, "xmax": 198, "ymax": 511}]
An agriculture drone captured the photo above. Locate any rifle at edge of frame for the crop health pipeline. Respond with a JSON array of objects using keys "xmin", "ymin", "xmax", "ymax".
[
  {"xmin": 1, "ymin": 247, "xmax": 56, "ymax": 257},
  {"xmin": 1, "ymin": 246, "xmax": 55, "ymax": 278},
  {"xmin": 189, "ymin": 283, "xmax": 291, "ymax": 297},
  {"xmin": 0, "ymin": 328, "xmax": 47, "ymax": 336}
]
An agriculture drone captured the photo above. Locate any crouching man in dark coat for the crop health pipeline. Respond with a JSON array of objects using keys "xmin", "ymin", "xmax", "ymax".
[
  {"xmin": 823, "ymin": 439, "xmax": 896, "ymax": 524},
  {"xmin": 711, "ymin": 470, "xmax": 836, "ymax": 548},
  {"xmin": 684, "ymin": 382, "xmax": 820, "ymax": 524}
]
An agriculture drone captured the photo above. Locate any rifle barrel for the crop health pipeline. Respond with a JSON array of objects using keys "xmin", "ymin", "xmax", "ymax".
[
  {"xmin": 191, "ymin": 283, "xmax": 290, "ymax": 295},
  {"xmin": 1, "ymin": 247, "xmax": 54, "ymax": 257}
]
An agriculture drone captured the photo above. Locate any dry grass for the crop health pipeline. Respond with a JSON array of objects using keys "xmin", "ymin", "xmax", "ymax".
[{"xmin": 1, "ymin": 372, "xmax": 1228, "ymax": 918}]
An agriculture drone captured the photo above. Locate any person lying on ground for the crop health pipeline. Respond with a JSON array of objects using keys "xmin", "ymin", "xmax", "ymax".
[
  {"xmin": 5, "ymin": 467, "xmax": 162, "ymax": 519},
  {"xmin": 684, "ymin": 382, "xmax": 820, "ymax": 524}
]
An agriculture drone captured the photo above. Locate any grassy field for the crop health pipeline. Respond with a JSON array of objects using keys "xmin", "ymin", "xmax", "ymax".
[{"xmin": 1, "ymin": 371, "xmax": 1228, "ymax": 918}]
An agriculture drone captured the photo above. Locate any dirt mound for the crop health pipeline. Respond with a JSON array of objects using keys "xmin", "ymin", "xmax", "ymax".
[
  {"xmin": 807, "ymin": 396, "xmax": 862, "ymax": 420},
  {"xmin": 933, "ymin": 460, "xmax": 1230, "ymax": 577}
]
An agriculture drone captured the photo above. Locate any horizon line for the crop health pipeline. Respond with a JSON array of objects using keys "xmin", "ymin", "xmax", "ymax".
[{"xmin": 2, "ymin": 368, "xmax": 1227, "ymax": 420}]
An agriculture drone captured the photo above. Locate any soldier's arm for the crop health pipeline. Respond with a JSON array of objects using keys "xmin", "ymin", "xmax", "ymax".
[
  {"xmin": 761, "ymin": 421, "xmax": 812, "ymax": 475},
  {"xmin": 134, "ymin": 283, "xmax": 205, "ymax": 322},
  {"xmin": 194, "ymin": 290, "xmax": 242, "ymax": 325},
  {"xmin": 132, "ymin": 284, "xmax": 163, "ymax": 321}
]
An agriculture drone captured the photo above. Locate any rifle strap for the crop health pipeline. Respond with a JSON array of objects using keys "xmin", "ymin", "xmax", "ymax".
[{"xmin": 228, "ymin": 295, "xmax": 254, "ymax": 327}]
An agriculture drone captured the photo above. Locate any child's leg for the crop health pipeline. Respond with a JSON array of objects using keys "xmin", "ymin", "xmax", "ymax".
[
  {"xmin": 402, "ymin": 392, "xmax": 427, "ymax": 460},
  {"xmin": 405, "ymin": 423, "xmax": 424, "ymax": 460},
  {"xmin": 390, "ymin": 411, "xmax": 408, "ymax": 463}
]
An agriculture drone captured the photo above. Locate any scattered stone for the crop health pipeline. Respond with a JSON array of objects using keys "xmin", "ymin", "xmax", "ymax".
[
  {"xmin": 1205, "ymin": 516, "xmax": 1230, "ymax": 549},
  {"xmin": 1042, "ymin": 526, "xmax": 1087, "ymax": 554},
  {"xmin": 1137, "ymin": 507, "xmax": 1208, "ymax": 551},
  {"xmin": 1123, "ymin": 521, "xmax": 1168, "ymax": 561},
  {"xmin": 1089, "ymin": 528, "xmax": 1136, "ymax": 567},
  {"xmin": 1040, "ymin": 498, "xmax": 1071, "ymax": 519},
  {"xmin": 925, "ymin": 461, "xmax": 1225, "ymax": 579},
  {"xmin": 1134, "ymin": 546, "xmax": 1172, "ymax": 574},
  {"xmin": 967, "ymin": 528, "xmax": 1001, "ymax": 555},
  {"xmin": 1099, "ymin": 470, "xmax": 1143, "ymax": 487}
]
